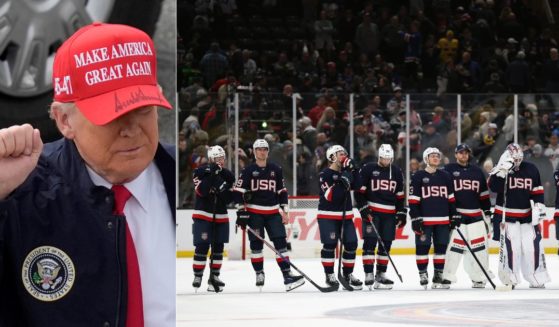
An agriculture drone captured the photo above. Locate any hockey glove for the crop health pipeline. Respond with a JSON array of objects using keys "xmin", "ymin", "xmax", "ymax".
[
  {"xmin": 341, "ymin": 157, "xmax": 355, "ymax": 171},
  {"xmin": 533, "ymin": 203, "xmax": 547, "ymax": 226},
  {"xmin": 411, "ymin": 217, "xmax": 424, "ymax": 235},
  {"xmin": 243, "ymin": 191, "xmax": 253, "ymax": 203},
  {"xmin": 396, "ymin": 211, "xmax": 407, "ymax": 228},
  {"xmin": 236, "ymin": 210, "xmax": 250, "ymax": 228},
  {"xmin": 359, "ymin": 207, "xmax": 373, "ymax": 221},
  {"xmin": 490, "ymin": 152, "xmax": 513, "ymax": 178},
  {"xmin": 206, "ymin": 163, "xmax": 222, "ymax": 176},
  {"xmin": 450, "ymin": 214, "xmax": 461, "ymax": 229},
  {"xmin": 339, "ymin": 171, "xmax": 353, "ymax": 190}
]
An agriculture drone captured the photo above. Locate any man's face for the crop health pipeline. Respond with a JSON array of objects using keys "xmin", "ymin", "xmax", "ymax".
[
  {"xmin": 70, "ymin": 105, "xmax": 159, "ymax": 184},
  {"xmin": 212, "ymin": 156, "xmax": 226, "ymax": 167},
  {"xmin": 455, "ymin": 150, "xmax": 470, "ymax": 165},
  {"xmin": 254, "ymin": 147, "xmax": 269, "ymax": 161},
  {"xmin": 428, "ymin": 153, "xmax": 441, "ymax": 167}
]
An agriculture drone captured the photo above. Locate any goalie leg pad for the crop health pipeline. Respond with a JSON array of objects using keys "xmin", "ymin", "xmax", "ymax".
[
  {"xmin": 498, "ymin": 222, "xmax": 522, "ymax": 286},
  {"xmin": 519, "ymin": 224, "xmax": 551, "ymax": 287},
  {"xmin": 463, "ymin": 221, "xmax": 494, "ymax": 282},
  {"xmin": 442, "ymin": 228, "xmax": 464, "ymax": 283}
]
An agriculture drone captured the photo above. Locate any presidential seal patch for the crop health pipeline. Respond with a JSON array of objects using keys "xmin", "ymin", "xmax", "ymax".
[{"xmin": 22, "ymin": 246, "xmax": 76, "ymax": 302}]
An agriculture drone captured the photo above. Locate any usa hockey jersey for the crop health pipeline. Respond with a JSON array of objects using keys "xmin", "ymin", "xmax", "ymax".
[
  {"xmin": 444, "ymin": 163, "xmax": 490, "ymax": 222},
  {"xmin": 355, "ymin": 163, "xmax": 405, "ymax": 214},
  {"xmin": 233, "ymin": 162, "xmax": 288, "ymax": 214},
  {"xmin": 193, "ymin": 165, "xmax": 235, "ymax": 223},
  {"xmin": 317, "ymin": 168, "xmax": 356, "ymax": 220},
  {"xmin": 409, "ymin": 169, "xmax": 457, "ymax": 225},
  {"xmin": 489, "ymin": 161, "xmax": 543, "ymax": 223}
]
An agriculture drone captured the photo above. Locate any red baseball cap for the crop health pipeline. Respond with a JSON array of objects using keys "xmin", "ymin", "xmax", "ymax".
[{"xmin": 52, "ymin": 22, "xmax": 172, "ymax": 125}]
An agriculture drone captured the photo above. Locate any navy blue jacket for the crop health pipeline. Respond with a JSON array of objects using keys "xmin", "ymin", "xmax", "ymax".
[{"xmin": 0, "ymin": 138, "xmax": 175, "ymax": 327}]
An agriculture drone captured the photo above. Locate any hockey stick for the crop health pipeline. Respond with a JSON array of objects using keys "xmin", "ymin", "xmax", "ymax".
[
  {"xmin": 497, "ymin": 172, "xmax": 514, "ymax": 291},
  {"xmin": 208, "ymin": 190, "xmax": 222, "ymax": 292},
  {"xmin": 244, "ymin": 226, "xmax": 338, "ymax": 292},
  {"xmin": 364, "ymin": 216, "xmax": 403, "ymax": 282},
  {"xmin": 454, "ymin": 227, "xmax": 499, "ymax": 290},
  {"xmin": 337, "ymin": 191, "xmax": 353, "ymax": 291}
]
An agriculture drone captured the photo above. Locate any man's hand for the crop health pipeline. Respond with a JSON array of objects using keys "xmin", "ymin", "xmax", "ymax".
[
  {"xmin": 0, "ymin": 125, "xmax": 43, "ymax": 200},
  {"xmin": 205, "ymin": 163, "xmax": 221, "ymax": 176},
  {"xmin": 359, "ymin": 207, "xmax": 373, "ymax": 221},
  {"xmin": 411, "ymin": 217, "xmax": 424, "ymax": 235},
  {"xmin": 341, "ymin": 157, "xmax": 355, "ymax": 171},
  {"xmin": 533, "ymin": 202, "xmax": 547, "ymax": 226},
  {"xmin": 280, "ymin": 205, "xmax": 289, "ymax": 224},
  {"xmin": 396, "ymin": 211, "xmax": 407, "ymax": 228},
  {"xmin": 450, "ymin": 214, "xmax": 461, "ymax": 229},
  {"xmin": 339, "ymin": 170, "xmax": 352, "ymax": 190},
  {"xmin": 236, "ymin": 210, "xmax": 250, "ymax": 228}
]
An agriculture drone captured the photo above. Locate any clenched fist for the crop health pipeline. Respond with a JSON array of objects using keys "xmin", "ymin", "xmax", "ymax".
[{"xmin": 0, "ymin": 125, "xmax": 43, "ymax": 200}]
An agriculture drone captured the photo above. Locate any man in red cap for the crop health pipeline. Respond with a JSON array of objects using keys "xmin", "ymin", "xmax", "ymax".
[{"xmin": 0, "ymin": 23, "xmax": 174, "ymax": 327}]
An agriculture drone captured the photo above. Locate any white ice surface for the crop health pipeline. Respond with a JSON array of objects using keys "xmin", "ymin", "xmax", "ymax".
[{"xmin": 177, "ymin": 254, "xmax": 559, "ymax": 327}]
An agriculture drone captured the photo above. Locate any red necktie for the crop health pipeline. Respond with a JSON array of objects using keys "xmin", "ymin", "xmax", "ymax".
[{"xmin": 112, "ymin": 185, "xmax": 144, "ymax": 327}]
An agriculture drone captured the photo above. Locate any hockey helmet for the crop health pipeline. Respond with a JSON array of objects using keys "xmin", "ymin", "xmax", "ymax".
[
  {"xmin": 253, "ymin": 139, "xmax": 269, "ymax": 151},
  {"xmin": 423, "ymin": 147, "xmax": 441, "ymax": 164},
  {"xmin": 326, "ymin": 145, "xmax": 347, "ymax": 162},
  {"xmin": 506, "ymin": 143, "xmax": 523, "ymax": 168},
  {"xmin": 378, "ymin": 144, "xmax": 394, "ymax": 160},
  {"xmin": 208, "ymin": 145, "xmax": 226, "ymax": 162}
]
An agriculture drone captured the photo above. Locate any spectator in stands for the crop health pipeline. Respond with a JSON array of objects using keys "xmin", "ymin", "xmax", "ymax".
[
  {"xmin": 421, "ymin": 121, "xmax": 445, "ymax": 153},
  {"xmin": 199, "ymin": 42, "xmax": 229, "ymax": 88},
  {"xmin": 460, "ymin": 51, "xmax": 482, "ymax": 90},
  {"xmin": 381, "ymin": 15, "xmax": 406, "ymax": 64},
  {"xmin": 298, "ymin": 116, "xmax": 318, "ymax": 152},
  {"xmin": 386, "ymin": 86, "xmax": 405, "ymax": 116},
  {"xmin": 344, "ymin": 123, "xmax": 375, "ymax": 165},
  {"xmin": 242, "ymin": 49, "xmax": 257, "ymax": 82},
  {"xmin": 544, "ymin": 133, "xmax": 559, "ymax": 169},
  {"xmin": 403, "ymin": 20, "xmax": 422, "ymax": 89},
  {"xmin": 544, "ymin": 48, "xmax": 559, "ymax": 92},
  {"xmin": 410, "ymin": 157, "xmax": 420, "ymax": 176},
  {"xmin": 354, "ymin": 12, "xmax": 380, "ymax": 57},
  {"xmin": 308, "ymin": 96, "xmax": 328, "ymax": 127},
  {"xmin": 482, "ymin": 72, "xmax": 506, "ymax": 93},
  {"xmin": 437, "ymin": 30, "xmax": 459, "ymax": 65},
  {"xmin": 505, "ymin": 51, "xmax": 530, "ymax": 92},
  {"xmin": 315, "ymin": 10, "xmax": 335, "ymax": 54},
  {"xmin": 527, "ymin": 144, "xmax": 555, "ymax": 205}
]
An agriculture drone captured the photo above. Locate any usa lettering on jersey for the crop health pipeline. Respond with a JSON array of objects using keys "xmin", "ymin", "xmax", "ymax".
[
  {"xmin": 371, "ymin": 179, "xmax": 397, "ymax": 192},
  {"xmin": 422, "ymin": 185, "xmax": 448, "ymax": 198},
  {"xmin": 454, "ymin": 179, "xmax": 480, "ymax": 192},
  {"xmin": 251, "ymin": 179, "xmax": 277, "ymax": 192},
  {"xmin": 508, "ymin": 177, "xmax": 532, "ymax": 190}
]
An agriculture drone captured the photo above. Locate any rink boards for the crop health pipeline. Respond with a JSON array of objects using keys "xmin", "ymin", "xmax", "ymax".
[{"xmin": 177, "ymin": 207, "xmax": 559, "ymax": 257}]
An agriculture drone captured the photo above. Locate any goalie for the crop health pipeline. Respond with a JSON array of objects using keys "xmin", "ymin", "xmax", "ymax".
[
  {"xmin": 442, "ymin": 144, "xmax": 494, "ymax": 288},
  {"xmin": 488, "ymin": 143, "xmax": 550, "ymax": 288}
]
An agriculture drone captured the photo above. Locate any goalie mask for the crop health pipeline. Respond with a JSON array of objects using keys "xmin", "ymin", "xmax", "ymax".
[
  {"xmin": 423, "ymin": 147, "xmax": 441, "ymax": 167},
  {"xmin": 326, "ymin": 145, "xmax": 347, "ymax": 163},
  {"xmin": 506, "ymin": 143, "xmax": 523, "ymax": 168}
]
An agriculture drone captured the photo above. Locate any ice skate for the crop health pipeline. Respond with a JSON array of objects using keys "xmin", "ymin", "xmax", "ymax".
[
  {"xmin": 472, "ymin": 281, "xmax": 486, "ymax": 289},
  {"xmin": 325, "ymin": 273, "xmax": 340, "ymax": 289},
  {"xmin": 255, "ymin": 272, "xmax": 265, "ymax": 291},
  {"xmin": 529, "ymin": 283, "xmax": 545, "ymax": 289},
  {"xmin": 283, "ymin": 271, "xmax": 305, "ymax": 292},
  {"xmin": 193, "ymin": 275, "xmax": 202, "ymax": 292},
  {"xmin": 364, "ymin": 273, "xmax": 375, "ymax": 290},
  {"xmin": 374, "ymin": 271, "xmax": 394, "ymax": 290},
  {"xmin": 419, "ymin": 271, "xmax": 428, "ymax": 289},
  {"xmin": 343, "ymin": 273, "xmax": 363, "ymax": 291},
  {"xmin": 432, "ymin": 270, "xmax": 450, "ymax": 289},
  {"xmin": 207, "ymin": 274, "xmax": 225, "ymax": 293}
]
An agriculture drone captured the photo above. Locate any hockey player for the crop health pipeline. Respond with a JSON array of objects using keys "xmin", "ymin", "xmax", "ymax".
[
  {"xmin": 409, "ymin": 147, "xmax": 458, "ymax": 289},
  {"xmin": 355, "ymin": 144, "xmax": 406, "ymax": 290},
  {"xmin": 233, "ymin": 139, "xmax": 305, "ymax": 291},
  {"xmin": 442, "ymin": 144, "xmax": 494, "ymax": 288},
  {"xmin": 192, "ymin": 146, "xmax": 235, "ymax": 292},
  {"xmin": 489, "ymin": 143, "xmax": 550, "ymax": 288},
  {"xmin": 318, "ymin": 145, "xmax": 363, "ymax": 290}
]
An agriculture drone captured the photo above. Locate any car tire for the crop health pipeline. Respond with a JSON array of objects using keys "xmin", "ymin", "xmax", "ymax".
[{"xmin": 0, "ymin": 0, "xmax": 164, "ymax": 142}]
